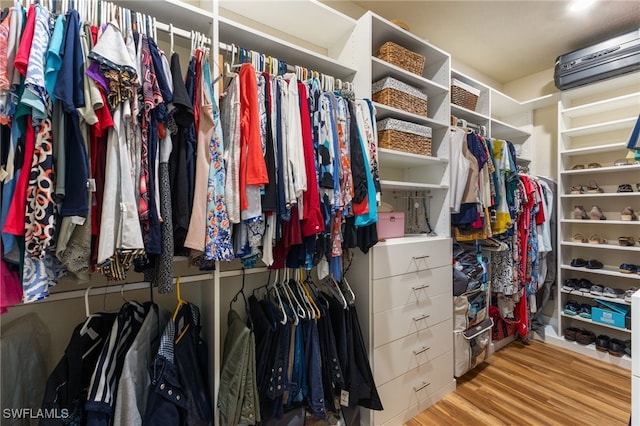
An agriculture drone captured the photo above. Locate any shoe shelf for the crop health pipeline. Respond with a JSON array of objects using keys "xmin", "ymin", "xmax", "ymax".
[
  {"xmin": 561, "ymin": 193, "xmax": 640, "ymax": 198},
  {"xmin": 562, "ymin": 92, "xmax": 640, "ymax": 118},
  {"xmin": 560, "ymin": 313, "xmax": 632, "ymax": 334},
  {"xmin": 544, "ymin": 325, "xmax": 632, "ymax": 369},
  {"xmin": 561, "ymin": 164, "xmax": 640, "ymax": 176},
  {"xmin": 561, "ymin": 289, "xmax": 631, "ymax": 306},
  {"xmin": 561, "ymin": 241, "xmax": 640, "ymax": 253},
  {"xmin": 556, "ymin": 73, "xmax": 639, "ymax": 367},
  {"xmin": 561, "ymin": 219, "xmax": 640, "ymax": 225},
  {"xmin": 561, "ymin": 117, "xmax": 638, "ymax": 138},
  {"xmin": 561, "ymin": 264, "xmax": 640, "ymax": 280},
  {"xmin": 560, "ymin": 141, "xmax": 629, "ymax": 156}
]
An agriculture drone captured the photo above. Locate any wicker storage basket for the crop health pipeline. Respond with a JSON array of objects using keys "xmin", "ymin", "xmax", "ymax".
[
  {"xmin": 377, "ymin": 118, "xmax": 432, "ymax": 156},
  {"xmin": 372, "ymin": 77, "xmax": 428, "ymax": 116},
  {"xmin": 451, "ymin": 78, "xmax": 481, "ymax": 111},
  {"xmin": 376, "ymin": 41, "xmax": 425, "ymax": 75}
]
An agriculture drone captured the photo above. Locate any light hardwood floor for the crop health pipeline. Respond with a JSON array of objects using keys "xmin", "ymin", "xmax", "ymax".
[{"xmin": 406, "ymin": 340, "xmax": 631, "ymax": 426}]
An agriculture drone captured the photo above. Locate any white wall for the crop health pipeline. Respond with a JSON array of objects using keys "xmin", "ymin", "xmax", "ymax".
[{"xmin": 503, "ymin": 67, "xmax": 557, "ymax": 100}]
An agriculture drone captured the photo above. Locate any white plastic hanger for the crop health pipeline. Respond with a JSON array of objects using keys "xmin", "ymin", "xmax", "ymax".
[
  {"xmin": 169, "ymin": 23, "xmax": 174, "ymax": 54},
  {"xmin": 79, "ymin": 286, "xmax": 100, "ymax": 335},
  {"xmin": 269, "ymin": 269, "xmax": 288, "ymax": 325}
]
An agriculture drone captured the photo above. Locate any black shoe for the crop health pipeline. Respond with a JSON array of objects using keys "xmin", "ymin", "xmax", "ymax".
[
  {"xmin": 609, "ymin": 338, "xmax": 626, "ymax": 357},
  {"xmin": 570, "ymin": 258, "xmax": 587, "ymax": 267},
  {"xmin": 595, "ymin": 334, "xmax": 610, "ymax": 352},
  {"xmin": 585, "ymin": 259, "xmax": 604, "ymax": 269}
]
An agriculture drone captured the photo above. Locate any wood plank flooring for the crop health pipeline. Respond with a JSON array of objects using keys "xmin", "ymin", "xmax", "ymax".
[{"xmin": 406, "ymin": 340, "xmax": 631, "ymax": 426}]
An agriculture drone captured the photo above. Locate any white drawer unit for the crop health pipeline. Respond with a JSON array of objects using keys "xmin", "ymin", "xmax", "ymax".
[
  {"xmin": 372, "ymin": 238, "xmax": 451, "ymax": 279},
  {"xmin": 373, "ymin": 351, "xmax": 454, "ymax": 426},
  {"xmin": 372, "ymin": 265, "xmax": 450, "ymax": 314},
  {"xmin": 373, "ymin": 291, "xmax": 452, "ymax": 348},
  {"xmin": 373, "ymin": 318, "xmax": 452, "ymax": 386},
  {"xmin": 351, "ymin": 234, "xmax": 454, "ymax": 425}
]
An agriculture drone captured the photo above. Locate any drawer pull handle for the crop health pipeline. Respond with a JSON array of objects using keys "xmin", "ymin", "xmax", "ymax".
[
  {"xmin": 412, "ymin": 284, "xmax": 430, "ymax": 291},
  {"xmin": 413, "ymin": 314, "xmax": 430, "ymax": 322},
  {"xmin": 413, "ymin": 255, "xmax": 430, "ymax": 260},
  {"xmin": 413, "ymin": 381, "xmax": 431, "ymax": 392},
  {"xmin": 413, "ymin": 346, "xmax": 430, "ymax": 355}
]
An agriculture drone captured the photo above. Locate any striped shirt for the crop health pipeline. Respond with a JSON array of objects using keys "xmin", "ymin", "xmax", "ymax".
[{"xmin": 85, "ymin": 301, "xmax": 150, "ymax": 426}]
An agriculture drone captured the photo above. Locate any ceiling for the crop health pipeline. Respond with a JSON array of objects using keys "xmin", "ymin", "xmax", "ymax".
[{"xmin": 350, "ymin": 0, "xmax": 640, "ymax": 84}]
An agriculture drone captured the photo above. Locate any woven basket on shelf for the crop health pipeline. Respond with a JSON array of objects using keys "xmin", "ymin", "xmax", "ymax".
[
  {"xmin": 376, "ymin": 41, "xmax": 425, "ymax": 75},
  {"xmin": 372, "ymin": 77, "xmax": 428, "ymax": 116},
  {"xmin": 451, "ymin": 78, "xmax": 481, "ymax": 111},
  {"xmin": 377, "ymin": 118, "xmax": 432, "ymax": 156}
]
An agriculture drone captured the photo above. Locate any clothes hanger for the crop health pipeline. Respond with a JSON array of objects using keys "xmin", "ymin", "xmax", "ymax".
[
  {"xmin": 120, "ymin": 283, "xmax": 129, "ymax": 304},
  {"xmin": 280, "ymin": 270, "xmax": 300, "ymax": 325},
  {"xmin": 253, "ymin": 269, "xmax": 271, "ymax": 299},
  {"xmin": 269, "ymin": 269, "xmax": 288, "ymax": 325},
  {"xmin": 230, "ymin": 269, "xmax": 253, "ymax": 330},
  {"xmin": 292, "ymin": 269, "xmax": 313, "ymax": 319},
  {"xmin": 326, "ymin": 274, "xmax": 347, "ymax": 309},
  {"xmin": 298, "ymin": 269, "xmax": 320, "ymax": 319},
  {"xmin": 340, "ymin": 262, "xmax": 356, "ymax": 307},
  {"xmin": 286, "ymin": 270, "xmax": 307, "ymax": 320},
  {"xmin": 79, "ymin": 286, "xmax": 99, "ymax": 335},
  {"xmin": 172, "ymin": 276, "xmax": 187, "ymax": 321}
]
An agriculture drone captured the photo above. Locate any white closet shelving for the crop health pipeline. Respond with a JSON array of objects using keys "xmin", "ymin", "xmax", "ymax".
[
  {"xmin": 632, "ymin": 290, "xmax": 640, "ymax": 424},
  {"xmin": 336, "ymin": 12, "xmax": 455, "ymax": 426},
  {"xmin": 450, "ymin": 69, "xmax": 540, "ymax": 167},
  {"xmin": 550, "ymin": 71, "xmax": 640, "ymax": 370},
  {"xmin": 339, "ymin": 11, "xmax": 452, "ymax": 238}
]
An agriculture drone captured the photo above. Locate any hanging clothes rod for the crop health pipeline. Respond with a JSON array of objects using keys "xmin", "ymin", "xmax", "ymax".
[
  {"xmin": 23, "ymin": 266, "xmax": 271, "ymax": 305},
  {"xmin": 39, "ymin": 273, "xmax": 214, "ymax": 304},
  {"xmin": 218, "ymin": 42, "xmax": 294, "ymax": 73},
  {"xmin": 155, "ymin": 21, "xmax": 211, "ymax": 46}
]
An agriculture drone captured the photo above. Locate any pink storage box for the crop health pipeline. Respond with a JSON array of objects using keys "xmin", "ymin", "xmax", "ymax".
[{"xmin": 377, "ymin": 212, "xmax": 405, "ymax": 239}]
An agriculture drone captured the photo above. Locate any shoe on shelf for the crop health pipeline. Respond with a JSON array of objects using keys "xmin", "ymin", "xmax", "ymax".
[
  {"xmin": 588, "ymin": 234, "xmax": 607, "ymax": 244},
  {"xmin": 587, "ymin": 163, "xmax": 602, "ymax": 169},
  {"xmin": 570, "ymin": 185, "xmax": 586, "ymax": 194},
  {"xmin": 563, "ymin": 300, "xmax": 580, "ymax": 316},
  {"xmin": 589, "ymin": 205, "xmax": 606, "ymax": 220},
  {"xmin": 571, "ymin": 164, "xmax": 585, "ymax": 170},
  {"xmin": 625, "ymin": 340, "xmax": 632, "ymax": 357},
  {"xmin": 576, "ymin": 329, "xmax": 596, "ymax": 345},
  {"xmin": 577, "ymin": 279, "xmax": 593, "ymax": 293},
  {"xmin": 586, "ymin": 180, "xmax": 604, "ymax": 194},
  {"xmin": 608, "ymin": 338, "xmax": 627, "ymax": 357},
  {"xmin": 618, "ymin": 236, "xmax": 636, "ymax": 246},
  {"xmin": 562, "ymin": 278, "xmax": 580, "ymax": 292},
  {"xmin": 572, "ymin": 233, "xmax": 588, "ymax": 243},
  {"xmin": 602, "ymin": 287, "xmax": 624, "ymax": 299},
  {"xmin": 596, "ymin": 335, "xmax": 611, "ymax": 352},
  {"xmin": 564, "ymin": 327, "xmax": 581, "ymax": 341},
  {"xmin": 620, "ymin": 264, "xmax": 638, "ymax": 274},
  {"xmin": 578, "ymin": 304, "xmax": 592, "ymax": 319},
  {"xmin": 621, "ymin": 206, "xmax": 638, "ymax": 221},
  {"xmin": 570, "ymin": 258, "xmax": 587, "ymax": 267},
  {"xmin": 585, "ymin": 259, "xmax": 604, "ymax": 269},
  {"xmin": 589, "ymin": 285, "xmax": 603, "ymax": 297},
  {"xmin": 572, "ymin": 205, "xmax": 588, "ymax": 220},
  {"xmin": 624, "ymin": 288, "xmax": 638, "ymax": 303},
  {"xmin": 617, "ymin": 184, "xmax": 634, "ymax": 193}
]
